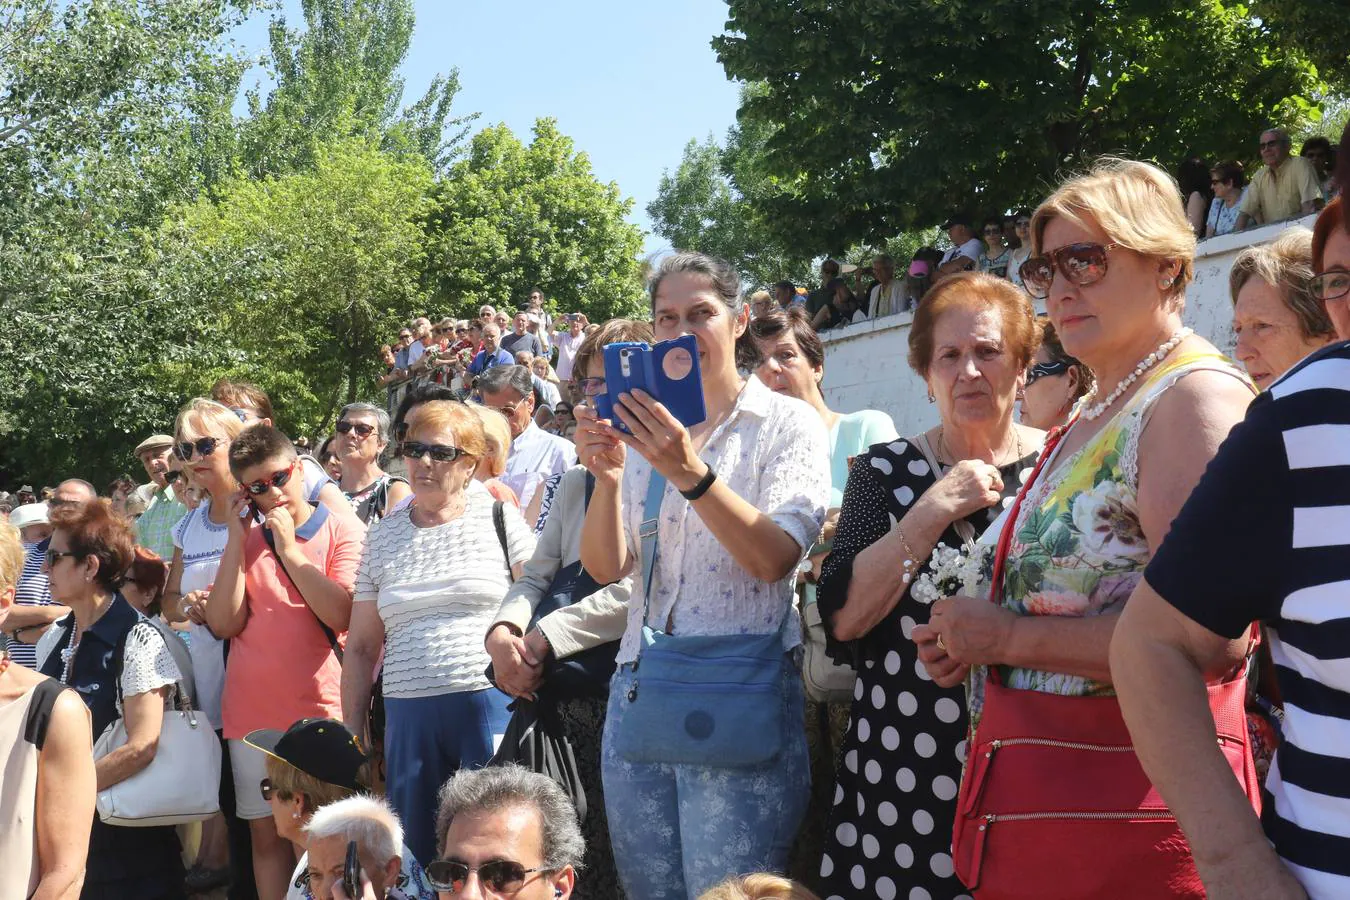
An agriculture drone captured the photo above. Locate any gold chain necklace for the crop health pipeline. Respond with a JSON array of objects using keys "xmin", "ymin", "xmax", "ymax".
[{"xmin": 936, "ymin": 426, "xmax": 1025, "ymax": 470}]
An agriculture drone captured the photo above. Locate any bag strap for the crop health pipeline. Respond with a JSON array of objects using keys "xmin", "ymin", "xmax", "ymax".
[
  {"xmin": 146, "ymin": 618, "xmax": 198, "ymax": 710},
  {"xmin": 639, "ymin": 472, "xmax": 667, "ymax": 625},
  {"xmin": 913, "ymin": 433, "xmax": 977, "ymax": 545},
  {"xmin": 112, "ymin": 618, "xmax": 192, "ymax": 711},
  {"xmin": 262, "ymin": 519, "xmax": 343, "ymax": 664},
  {"xmin": 23, "ymin": 678, "xmax": 65, "ymax": 750},
  {"xmin": 492, "ymin": 500, "xmax": 514, "ymax": 584}
]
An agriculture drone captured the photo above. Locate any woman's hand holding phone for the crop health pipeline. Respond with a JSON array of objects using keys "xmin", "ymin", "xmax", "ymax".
[
  {"xmin": 611, "ymin": 389, "xmax": 705, "ymax": 492},
  {"xmin": 573, "ymin": 403, "xmax": 626, "ymax": 486}
]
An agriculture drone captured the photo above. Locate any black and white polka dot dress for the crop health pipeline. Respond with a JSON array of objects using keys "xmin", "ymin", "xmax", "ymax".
[{"xmin": 815, "ymin": 437, "xmax": 1035, "ymax": 900}]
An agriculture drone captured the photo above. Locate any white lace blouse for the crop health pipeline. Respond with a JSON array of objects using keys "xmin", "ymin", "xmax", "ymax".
[
  {"xmin": 615, "ymin": 376, "xmax": 830, "ymax": 664},
  {"xmin": 35, "ymin": 619, "xmax": 181, "ymax": 711}
]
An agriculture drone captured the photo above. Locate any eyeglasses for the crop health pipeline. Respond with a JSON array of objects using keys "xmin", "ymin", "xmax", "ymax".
[
  {"xmin": 1018, "ymin": 242, "xmax": 1119, "ymax": 300},
  {"xmin": 1025, "ymin": 359, "xmax": 1071, "ymax": 386},
  {"xmin": 45, "ymin": 548, "xmax": 78, "ymax": 567},
  {"xmin": 259, "ymin": 777, "xmax": 273, "ymax": 801},
  {"xmin": 425, "ymin": 859, "xmax": 552, "ymax": 895},
  {"xmin": 486, "ymin": 396, "xmax": 527, "ymax": 418},
  {"xmin": 175, "ymin": 436, "xmax": 222, "ymax": 461},
  {"xmin": 241, "ymin": 459, "xmax": 298, "ymax": 495},
  {"xmin": 1259, "ymin": 138, "xmax": 1287, "ymax": 150},
  {"xmin": 576, "ymin": 376, "xmax": 606, "ymax": 397},
  {"xmin": 983, "ymin": 228, "xmax": 1003, "ymax": 236},
  {"xmin": 400, "ymin": 441, "xmax": 464, "ymax": 463},
  {"xmin": 399, "ymin": 333, "xmax": 412, "ymax": 340},
  {"xmin": 1015, "ymin": 218, "xmax": 1031, "ymax": 228},
  {"xmin": 335, "ymin": 420, "xmax": 376, "ymax": 438},
  {"xmin": 1310, "ymin": 270, "xmax": 1350, "ymax": 302}
]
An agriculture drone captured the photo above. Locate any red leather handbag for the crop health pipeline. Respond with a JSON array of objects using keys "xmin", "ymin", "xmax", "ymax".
[{"xmin": 951, "ymin": 426, "xmax": 1262, "ymax": 899}]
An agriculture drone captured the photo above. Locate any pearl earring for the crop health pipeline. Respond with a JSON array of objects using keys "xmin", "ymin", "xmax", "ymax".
[
  {"xmin": 927, "ymin": 392, "xmax": 935, "ymax": 403},
  {"xmin": 1161, "ymin": 277, "xmax": 1174, "ymax": 288}
]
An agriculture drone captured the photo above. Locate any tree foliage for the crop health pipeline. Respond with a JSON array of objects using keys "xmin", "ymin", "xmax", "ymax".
[
  {"xmin": 714, "ymin": 0, "xmax": 1332, "ymax": 254},
  {"xmin": 425, "ymin": 119, "xmax": 647, "ymax": 322}
]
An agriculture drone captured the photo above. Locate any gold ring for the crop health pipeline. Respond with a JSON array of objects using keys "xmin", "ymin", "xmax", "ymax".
[{"xmin": 936, "ymin": 634, "xmax": 947, "ymax": 652}]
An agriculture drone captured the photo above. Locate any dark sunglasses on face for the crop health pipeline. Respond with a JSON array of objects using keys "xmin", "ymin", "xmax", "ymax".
[
  {"xmin": 1025, "ymin": 359, "xmax": 1072, "ymax": 386},
  {"xmin": 175, "ymin": 436, "xmax": 221, "ymax": 461},
  {"xmin": 164, "ymin": 470, "xmax": 183, "ymax": 485},
  {"xmin": 1259, "ymin": 139, "xmax": 1286, "ymax": 150},
  {"xmin": 1019, "ymin": 242, "xmax": 1119, "ymax": 300},
  {"xmin": 1311, "ymin": 270, "xmax": 1350, "ymax": 302},
  {"xmin": 260, "ymin": 777, "xmax": 274, "ymax": 801},
  {"xmin": 400, "ymin": 441, "xmax": 464, "ymax": 463},
  {"xmin": 425, "ymin": 859, "xmax": 550, "ymax": 894},
  {"xmin": 45, "ymin": 548, "xmax": 78, "ymax": 567},
  {"xmin": 241, "ymin": 459, "xmax": 298, "ymax": 495},
  {"xmin": 335, "ymin": 420, "xmax": 376, "ymax": 438}
]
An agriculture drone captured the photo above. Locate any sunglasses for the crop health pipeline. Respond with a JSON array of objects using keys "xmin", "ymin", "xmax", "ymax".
[
  {"xmin": 1026, "ymin": 359, "xmax": 1071, "ymax": 386},
  {"xmin": 165, "ymin": 470, "xmax": 183, "ymax": 485},
  {"xmin": 486, "ymin": 396, "xmax": 527, "ymax": 418},
  {"xmin": 1019, "ymin": 242, "xmax": 1119, "ymax": 300},
  {"xmin": 45, "ymin": 548, "xmax": 78, "ymax": 567},
  {"xmin": 1259, "ymin": 139, "xmax": 1287, "ymax": 150},
  {"xmin": 241, "ymin": 459, "xmax": 298, "ymax": 495},
  {"xmin": 401, "ymin": 441, "xmax": 464, "ymax": 463},
  {"xmin": 983, "ymin": 228, "xmax": 1003, "ymax": 236},
  {"xmin": 425, "ymin": 859, "xmax": 550, "ymax": 894},
  {"xmin": 1311, "ymin": 270, "xmax": 1350, "ymax": 302},
  {"xmin": 175, "ymin": 436, "xmax": 221, "ymax": 461},
  {"xmin": 335, "ymin": 420, "xmax": 376, "ymax": 438},
  {"xmin": 259, "ymin": 777, "xmax": 273, "ymax": 801},
  {"xmin": 575, "ymin": 376, "xmax": 606, "ymax": 397}
]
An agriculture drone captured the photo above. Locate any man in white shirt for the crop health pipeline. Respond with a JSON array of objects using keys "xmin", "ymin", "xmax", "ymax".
[
  {"xmin": 526, "ymin": 288, "xmax": 553, "ymax": 354},
  {"xmin": 477, "ymin": 365, "xmax": 576, "ymax": 509},
  {"xmin": 937, "ymin": 214, "xmax": 984, "ymax": 277},
  {"xmin": 867, "ymin": 254, "xmax": 905, "ymax": 318},
  {"xmin": 554, "ymin": 313, "xmax": 587, "ymax": 383}
]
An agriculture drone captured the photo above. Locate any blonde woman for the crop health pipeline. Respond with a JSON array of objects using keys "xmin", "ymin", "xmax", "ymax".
[
  {"xmin": 468, "ymin": 404, "xmax": 521, "ymax": 507},
  {"xmin": 699, "ymin": 874, "xmax": 821, "ymax": 900}
]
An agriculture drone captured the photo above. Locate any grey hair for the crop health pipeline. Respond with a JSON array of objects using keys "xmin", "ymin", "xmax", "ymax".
[
  {"xmin": 304, "ymin": 795, "xmax": 402, "ymax": 868},
  {"xmin": 1230, "ymin": 227, "xmax": 1333, "ymax": 340},
  {"xmin": 434, "ymin": 765, "xmax": 585, "ymax": 871},
  {"xmin": 476, "ymin": 364, "xmax": 533, "ymax": 399},
  {"xmin": 1261, "ymin": 126, "xmax": 1290, "ymax": 142},
  {"xmin": 649, "ymin": 251, "xmax": 743, "ymax": 314},
  {"xmin": 339, "ymin": 403, "xmax": 392, "ymax": 443}
]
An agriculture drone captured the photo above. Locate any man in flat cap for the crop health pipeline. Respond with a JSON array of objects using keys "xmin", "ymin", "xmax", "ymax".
[{"xmin": 133, "ymin": 433, "xmax": 187, "ymax": 560}]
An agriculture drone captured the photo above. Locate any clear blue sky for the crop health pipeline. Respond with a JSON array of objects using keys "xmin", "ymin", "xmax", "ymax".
[{"xmin": 230, "ymin": 0, "xmax": 743, "ymax": 256}]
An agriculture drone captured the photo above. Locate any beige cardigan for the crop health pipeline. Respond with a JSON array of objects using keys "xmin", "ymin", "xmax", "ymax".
[{"xmin": 490, "ymin": 466, "xmax": 631, "ymax": 659}]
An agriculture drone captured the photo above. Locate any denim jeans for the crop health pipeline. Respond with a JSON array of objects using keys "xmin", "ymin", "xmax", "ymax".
[{"xmin": 601, "ymin": 662, "xmax": 811, "ymax": 900}]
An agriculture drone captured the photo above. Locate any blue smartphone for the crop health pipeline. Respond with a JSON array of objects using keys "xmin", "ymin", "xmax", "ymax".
[{"xmin": 594, "ymin": 335, "xmax": 707, "ymax": 434}]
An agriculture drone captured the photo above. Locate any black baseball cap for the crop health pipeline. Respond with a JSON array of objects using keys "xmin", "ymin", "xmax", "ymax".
[{"xmin": 244, "ymin": 718, "xmax": 369, "ymax": 791}]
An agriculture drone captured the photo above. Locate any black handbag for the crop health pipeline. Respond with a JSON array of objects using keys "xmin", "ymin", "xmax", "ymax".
[{"xmin": 489, "ymin": 698, "xmax": 588, "ymax": 822}]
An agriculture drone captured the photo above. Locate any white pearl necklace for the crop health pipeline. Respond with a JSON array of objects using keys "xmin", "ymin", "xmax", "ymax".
[{"xmin": 1079, "ymin": 327, "xmax": 1193, "ymax": 421}]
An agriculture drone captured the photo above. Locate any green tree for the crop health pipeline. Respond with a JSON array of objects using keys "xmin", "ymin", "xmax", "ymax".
[
  {"xmin": 424, "ymin": 119, "xmax": 646, "ymax": 322},
  {"xmin": 239, "ymin": 0, "xmax": 475, "ymax": 175},
  {"xmin": 154, "ymin": 139, "xmax": 434, "ymax": 437},
  {"xmin": 714, "ymin": 0, "xmax": 1330, "ymax": 254}
]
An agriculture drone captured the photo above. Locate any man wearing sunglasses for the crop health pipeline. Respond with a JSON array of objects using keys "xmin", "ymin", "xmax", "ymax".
[
  {"xmin": 430, "ymin": 765, "xmax": 581, "ymax": 900},
  {"xmin": 1236, "ymin": 128, "xmax": 1323, "ymax": 231},
  {"xmin": 477, "ymin": 366, "xmax": 575, "ymax": 512},
  {"xmin": 204, "ymin": 424, "xmax": 367, "ymax": 897},
  {"xmin": 131, "ymin": 433, "xmax": 188, "ymax": 561}
]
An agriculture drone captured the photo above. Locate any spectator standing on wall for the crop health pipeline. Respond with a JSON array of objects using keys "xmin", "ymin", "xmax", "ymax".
[
  {"xmin": 527, "ymin": 288, "xmax": 554, "ymax": 354},
  {"xmin": 1178, "ymin": 157, "xmax": 1215, "ymax": 238},
  {"xmin": 554, "ymin": 313, "xmax": 588, "ymax": 383},
  {"xmin": 936, "ymin": 214, "xmax": 983, "ymax": 277},
  {"xmin": 978, "ymin": 217, "xmax": 1012, "ymax": 277},
  {"xmin": 867, "ymin": 254, "xmax": 905, "ymax": 318},
  {"xmin": 1236, "ymin": 127, "xmax": 1323, "ymax": 230},
  {"xmin": 1206, "ymin": 160, "xmax": 1248, "ymax": 238},
  {"xmin": 502, "ymin": 312, "xmax": 544, "ymax": 359}
]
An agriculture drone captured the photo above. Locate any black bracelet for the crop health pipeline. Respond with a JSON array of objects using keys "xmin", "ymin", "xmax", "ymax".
[{"xmin": 679, "ymin": 465, "xmax": 717, "ymax": 501}]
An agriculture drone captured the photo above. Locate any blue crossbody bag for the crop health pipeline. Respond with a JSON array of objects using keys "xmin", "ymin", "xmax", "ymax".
[{"xmin": 610, "ymin": 469, "xmax": 788, "ymax": 767}]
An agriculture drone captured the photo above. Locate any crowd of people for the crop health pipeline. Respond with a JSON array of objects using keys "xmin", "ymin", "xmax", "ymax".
[{"xmin": 2, "ymin": 119, "xmax": 1350, "ymax": 900}]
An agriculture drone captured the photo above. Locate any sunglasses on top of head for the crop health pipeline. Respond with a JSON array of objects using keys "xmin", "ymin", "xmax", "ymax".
[
  {"xmin": 425, "ymin": 859, "xmax": 551, "ymax": 895},
  {"xmin": 241, "ymin": 459, "xmax": 298, "ymax": 495},
  {"xmin": 400, "ymin": 441, "xmax": 464, "ymax": 463},
  {"xmin": 175, "ymin": 436, "xmax": 222, "ymax": 462},
  {"xmin": 335, "ymin": 420, "xmax": 376, "ymax": 438},
  {"xmin": 1018, "ymin": 242, "xmax": 1119, "ymax": 300}
]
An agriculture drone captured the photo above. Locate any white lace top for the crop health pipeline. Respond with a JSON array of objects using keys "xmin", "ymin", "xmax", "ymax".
[
  {"xmin": 615, "ymin": 376, "xmax": 830, "ymax": 664},
  {"xmin": 35, "ymin": 619, "xmax": 181, "ymax": 711}
]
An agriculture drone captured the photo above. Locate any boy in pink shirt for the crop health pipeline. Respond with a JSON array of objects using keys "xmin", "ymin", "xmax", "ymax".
[{"xmin": 205, "ymin": 424, "xmax": 366, "ymax": 898}]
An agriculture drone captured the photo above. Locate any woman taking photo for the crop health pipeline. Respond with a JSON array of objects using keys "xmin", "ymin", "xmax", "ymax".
[
  {"xmin": 1020, "ymin": 318, "xmax": 1094, "ymax": 430},
  {"xmin": 487, "ymin": 317, "xmax": 652, "ymax": 900},
  {"xmin": 342, "ymin": 400, "xmax": 535, "ymax": 867},
  {"xmin": 37, "ymin": 501, "xmax": 188, "ymax": 898},
  {"xmin": 0, "ymin": 522, "xmax": 95, "ymax": 899},
  {"xmin": 816, "ymin": 273, "xmax": 1043, "ymax": 900},
  {"xmin": 334, "ymin": 402, "xmax": 410, "ymax": 525},
  {"xmin": 1229, "ymin": 227, "xmax": 1337, "ymax": 390},
  {"xmin": 575, "ymin": 252, "xmax": 830, "ymax": 899},
  {"xmin": 928, "ymin": 159, "xmax": 1257, "ymax": 897}
]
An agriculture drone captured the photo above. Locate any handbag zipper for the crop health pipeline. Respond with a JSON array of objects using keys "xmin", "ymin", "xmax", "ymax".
[
  {"xmin": 982, "ymin": 809, "xmax": 1176, "ymax": 828},
  {"xmin": 986, "ymin": 737, "xmax": 1135, "ymax": 755}
]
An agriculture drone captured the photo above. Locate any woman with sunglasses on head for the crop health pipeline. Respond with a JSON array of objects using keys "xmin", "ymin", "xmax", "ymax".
[
  {"xmin": 1020, "ymin": 318, "xmax": 1095, "ymax": 430},
  {"xmin": 160, "ymin": 397, "xmax": 248, "ymax": 896},
  {"xmin": 333, "ymin": 403, "xmax": 410, "ymax": 525},
  {"xmin": 0, "ymin": 521, "xmax": 96, "ymax": 900},
  {"xmin": 342, "ymin": 400, "xmax": 536, "ymax": 868},
  {"xmin": 922, "ymin": 159, "xmax": 1257, "ymax": 898},
  {"xmin": 574, "ymin": 252, "xmax": 830, "ymax": 899},
  {"xmin": 35, "ymin": 500, "xmax": 189, "ymax": 898}
]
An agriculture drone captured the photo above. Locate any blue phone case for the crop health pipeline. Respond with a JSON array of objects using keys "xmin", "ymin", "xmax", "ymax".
[{"xmin": 594, "ymin": 335, "xmax": 707, "ymax": 433}]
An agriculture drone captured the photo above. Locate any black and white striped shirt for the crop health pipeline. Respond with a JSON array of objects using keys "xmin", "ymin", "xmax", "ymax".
[
  {"xmin": 1147, "ymin": 341, "xmax": 1350, "ymax": 898},
  {"xmin": 7, "ymin": 541, "xmax": 53, "ymax": 669}
]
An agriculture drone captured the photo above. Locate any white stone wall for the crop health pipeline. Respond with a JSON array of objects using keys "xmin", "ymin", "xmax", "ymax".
[{"xmin": 819, "ymin": 215, "xmax": 1317, "ymax": 437}]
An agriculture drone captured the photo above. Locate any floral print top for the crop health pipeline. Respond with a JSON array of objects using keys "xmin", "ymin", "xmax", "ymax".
[{"xmin": 989, "ymin": 350, "xmax": 1250, "ymax": 700}]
